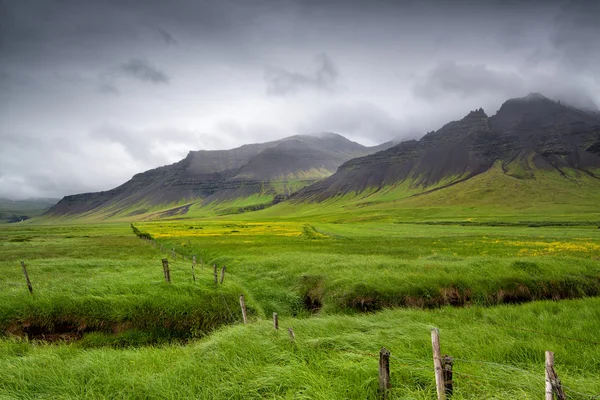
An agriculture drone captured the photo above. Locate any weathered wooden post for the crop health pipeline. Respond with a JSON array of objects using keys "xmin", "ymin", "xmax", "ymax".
[
  {"xmin": 442, "ymin": 355, "xmax": 453, "ymax": 398},
  {"xmin": 239, "ymin": 295, "xmax": 248, "ymax": 324},
  {"xmin": 220, "ymin": 265, "xmax": 226, "ymax": 284},
  {"xmin": 162, "ymin": 259, "xmax": 171, "ymax": 283},
  {"xmin": 287, "ymin": 327, "xmax": 295, "ymax": 341},
  {"xmin": 192, "ymin": 255, "xmax": 196, "ymax": 282},
  {"xmin": 213, "ymin": 264, "xmax": 218, "ymax": 285},
  {"xmin": 546, "ymin": 351, "xmax": 566, "ymax": 400},
  {"xmin": 20, "ymin": 261, "xmax": 33, "ymax": 294},
  {"xmin": 273, "ymin": 312, "xmax": 279, "ymax": 330},
  {"xmin": 431, "ymin": 329, "xmax": 446, "ymax": 400},
  {"xmin": 379, "ymin": 347, "xmax": 391, "ymax": 398},
  {"xmin": 545, "ymin": 351, "xmax": 554, "ymax": 400}
]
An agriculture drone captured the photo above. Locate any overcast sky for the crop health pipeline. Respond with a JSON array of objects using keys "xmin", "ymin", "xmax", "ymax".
[{"xmin": 1, "ymin": 0, "xmax": 599, "ymax": 199}]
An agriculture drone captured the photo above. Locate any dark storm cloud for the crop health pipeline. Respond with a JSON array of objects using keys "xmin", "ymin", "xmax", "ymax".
[
  {"xmin": 265, "ymin": 54, "xmax": 339, "ymax": 96},
  {"xmin": 120, "ymin": 58, "xmax": 169, "ymax": 84}
]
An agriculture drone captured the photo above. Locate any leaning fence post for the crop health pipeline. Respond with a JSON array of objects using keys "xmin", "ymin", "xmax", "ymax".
[
  {"xmin": 213, "ymin": 264, "xmax": 218, "ymax": 285},
  {"xmin": 379, "ymin": 347, "xmax": 391, "ymax": 398},
  {"xmin": 220, "ymin": 266, "xmax": 226, "ymax": 284},
  {"xmin": 442, "ymin": 355, "xmax": 453, "ymax": 398},
  {"xmin": 20, "ymin": 261, "xmax": 33, "ymax": 294},
  {"xmin": 287, "ymin": 327, "xmax": 295, "ymax": 341},
  {"xmin": 192, "ymin": 255, "xmax": 196, "ymax": 282},
  {"xmin": 162, "ymin": 259, "xmax": 171, "ymax": 283},
  {"xmin": 431, "ymin": 329, "xmax": 446, "ymax": 400},
  {"xmin": 273, "ymin": 312, "xmax": 279, "ymax": 330},
  {"xmin": 239, "ymin": 295, "xmax": 248, "ymax": 324}
]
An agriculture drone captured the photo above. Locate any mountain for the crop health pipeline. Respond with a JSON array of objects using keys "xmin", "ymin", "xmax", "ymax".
[
  {"xmin": 0, "ymin": 198, "xmax": 59, "ymax": 223},
  {"xmin": 46, "ymin": 133, "xmax": 395, "ymax": 219},
  {"xmin": 296, "ymin": 93, "xmax": 600, "ymax": 203}
]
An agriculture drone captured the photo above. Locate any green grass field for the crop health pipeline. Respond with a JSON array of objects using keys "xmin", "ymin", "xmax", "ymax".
[{"xmin": 1, "ymin": 214, "xmax": 599, "ymax": 398}]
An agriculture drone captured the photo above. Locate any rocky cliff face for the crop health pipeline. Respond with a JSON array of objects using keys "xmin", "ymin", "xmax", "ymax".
[
  {"xmin": 47, "ymin": 133, "xmax": 395, "ymax": 217},
  {"xmin": 296, "ymin": 94, "xmax": 600, "ymax": 202}
]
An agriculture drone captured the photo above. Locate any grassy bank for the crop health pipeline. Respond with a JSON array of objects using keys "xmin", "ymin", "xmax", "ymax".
[
  {"xmin": 1, "ymin": 298, "xmax": 598, "ymax": 399},
  {"xmin": 0, "ymin": 224, "xmax": 253, "ymax": 344},
  {"xmin": 141, "ymin": 220, "xmax": 600, "ymax": 316}
]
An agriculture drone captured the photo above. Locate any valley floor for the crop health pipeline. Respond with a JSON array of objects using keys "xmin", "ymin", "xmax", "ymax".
[{"xmin": 0, "ymin": 219, "xmax": 599, "ymax": 399}]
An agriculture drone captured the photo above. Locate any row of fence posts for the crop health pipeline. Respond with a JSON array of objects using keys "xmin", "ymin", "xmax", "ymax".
[
  {"xmin": 159, "ymin": 258, "xmax": 226, "ymax": 285},
  {"xmin": 377, "ymin": 329, "xmax": 566, "ymax": 400}
]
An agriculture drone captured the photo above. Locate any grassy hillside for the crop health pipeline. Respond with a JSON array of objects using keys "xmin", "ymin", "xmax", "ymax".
[
  {"xmin": 32, "ymin": 162, "xmax": 600, "ymax": 225},
  {"xmin": 252, "ymin": 163, "xmax": 600, "ymax": 223}
]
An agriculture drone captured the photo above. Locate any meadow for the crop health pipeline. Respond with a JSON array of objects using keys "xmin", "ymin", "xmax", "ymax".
[{"xmin": 1, "ymin": 218, "xmax": 599, "ymax": 398}]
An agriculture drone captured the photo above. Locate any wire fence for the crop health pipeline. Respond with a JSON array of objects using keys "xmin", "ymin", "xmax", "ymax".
[{"xmin": 144, "ymin": 237, "xmax": 600, "ymax": 399}]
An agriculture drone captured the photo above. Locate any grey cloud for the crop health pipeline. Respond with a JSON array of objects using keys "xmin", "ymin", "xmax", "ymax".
[
  {"xmin": 265, "ymin": 53, "xmax": 339, "ymax": 96},
  {"xmin": 156, "ymin": 27, "xmax": 177, "ymax": 45},
  {"xmin": 412, "ymin": 62, "xmax": 524, "ymax": 101},
  {"xmin": 551, "ymin": 0, "xmax": 600, "ymax": 79},
  {"xmin": 411, "ymin": 61, "xmax": 600, "ymax": 112},
  {"xmin": 299, "ymin": 102, "xmax": 416, "ymax": 145},
  {"xmin": 120, "ymin": 58, "xmax": 169, "ymax": 84},
  {"xmin": 97, "ymin": 83, "xmax": 120, "ymax": 96}
]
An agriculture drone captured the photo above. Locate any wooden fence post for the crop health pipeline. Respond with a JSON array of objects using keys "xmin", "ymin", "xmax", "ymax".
[
  {"xmin": 192, "ymin": 255, "xmax": 196, "ymax": 282},
  {"xmin": 546, "ymin": 351, "xmax": 566, "ymax": 400},
  {"xmin": 239, "ymin": 295, "xmax": 248, "ymax": 324},
  {"xmin": 287, "ymin": 327, "xmax": 295, "ymax": 341},
  {"xmin": 379, "ymin": 347, "xmax": 391, "ymax": 398},
  {"xmin": 431, "ymin": 329, "xmax": 446, "ymax": 400},
  {"xmin": 273, "ymin": 312, "xmax": 279, "ymax": 330},
  {"xmin": 20, "ymin": 261, "xmax": 33, "ymax": 294},
  {"xmin": 213, "ymin": 264, "xmax": 218, "ymax": 285},
  {"xmin": 220, "ymin": 266, "xmax": 226, "ymax": 284},
  {"xmin": 162, "ymin": 259, "xmax": 171, "ymax": 283},
  {"xmin": 442, "ymin": 355, "xmax": 453, "ymax": 398}
]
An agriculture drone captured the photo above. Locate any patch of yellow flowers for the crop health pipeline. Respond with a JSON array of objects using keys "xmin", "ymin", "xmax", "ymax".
[
  {"xmin": 497, "ymin": 239, "xmax": 600, "ymax": 256},
  {"xmin": 145, "ymin": 222, "xmax": 304, "ymax": 238}
]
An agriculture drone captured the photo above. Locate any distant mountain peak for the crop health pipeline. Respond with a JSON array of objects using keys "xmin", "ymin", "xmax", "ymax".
[{"xmin": 523, "ymin": 92, "xmax": 548, "ymax": 101}]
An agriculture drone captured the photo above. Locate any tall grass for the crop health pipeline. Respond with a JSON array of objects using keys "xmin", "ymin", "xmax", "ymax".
[{"xmin": 0, "ymin": 298, "xmax": 598, "ymax": 399}]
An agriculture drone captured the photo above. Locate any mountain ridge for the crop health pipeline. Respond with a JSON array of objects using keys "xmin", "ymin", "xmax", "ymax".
[
  {"xmin": 294, "ymin": 93, "xmax": 600, "ymax": 203},
  {"xmin": 46, "ymin": 133, "xmax": 395, "ymax": 219}
]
